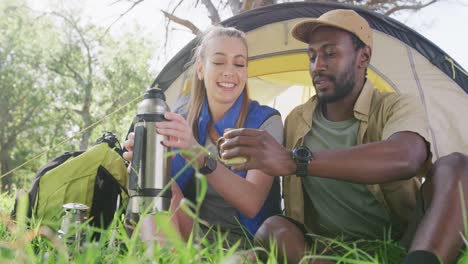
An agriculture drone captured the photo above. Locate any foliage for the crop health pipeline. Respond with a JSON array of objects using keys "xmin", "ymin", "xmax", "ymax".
[
  {"xmin": 0, "ymin": 0, "xmax": 59, "ymax": 191},
  {"xmin": 45, "ymin": 10, "xmax": 155, "ymax": 151},
  {"xmin": 0, "ymin": 0, "xmax": 157, "ymax": 190}
]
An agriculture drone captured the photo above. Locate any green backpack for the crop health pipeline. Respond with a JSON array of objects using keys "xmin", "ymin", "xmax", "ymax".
[{"xmin": 12, "ymin": 132, "xmax": 129, "ymax": 231}]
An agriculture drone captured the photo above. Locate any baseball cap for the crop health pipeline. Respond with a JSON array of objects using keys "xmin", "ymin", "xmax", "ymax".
[{"xmin": 291, "ymin": 9, "xmax": 373, "ymax": 49}]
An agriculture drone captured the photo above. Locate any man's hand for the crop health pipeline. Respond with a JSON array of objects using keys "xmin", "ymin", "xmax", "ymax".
[{"xmin": 219, "ymin": 128, "xmax": 296, "ymax": 176}]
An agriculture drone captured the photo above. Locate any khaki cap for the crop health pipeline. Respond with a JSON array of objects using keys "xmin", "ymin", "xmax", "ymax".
[{"xmin": 291, "ymin": 9, "xmax": 373, "ymax": 49}]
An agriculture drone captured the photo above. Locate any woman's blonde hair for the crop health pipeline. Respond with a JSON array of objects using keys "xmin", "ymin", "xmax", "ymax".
[{"xmin": 187, "ymin": 26, "xmax": 250, "ymax": 141}]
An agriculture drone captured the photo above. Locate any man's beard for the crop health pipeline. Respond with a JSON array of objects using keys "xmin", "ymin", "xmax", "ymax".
[
  {"xmin": 314, "ymin": 56, "xmax": 357, "ymax": 104},
  {"xmin": 315, "ymin": 72, "xmax": 355, "ymax": 104}
]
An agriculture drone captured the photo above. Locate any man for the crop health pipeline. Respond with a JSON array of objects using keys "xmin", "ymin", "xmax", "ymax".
[{"xmin": 219, "ymin": 9, "xmax": 468, "ymax": 264}]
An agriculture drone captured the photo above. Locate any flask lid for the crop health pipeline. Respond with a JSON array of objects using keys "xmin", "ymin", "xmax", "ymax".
[{"xmin": 144, "ymin": 88, "xmax": 166, "ymax": 101}]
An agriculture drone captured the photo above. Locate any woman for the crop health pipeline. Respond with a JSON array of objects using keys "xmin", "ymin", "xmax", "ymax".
[{"xmin": 124, "ymin": 26, "xmax": 283, "ymax": 245}]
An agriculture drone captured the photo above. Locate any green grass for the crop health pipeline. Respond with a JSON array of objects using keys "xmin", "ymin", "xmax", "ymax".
[
  {"xmin": 2, "ymin": 163, "xmax": 466, "ymax": 263},
  {"xmin": 0, "ymin": 191, "xmax": 412, "ymax": 264}
]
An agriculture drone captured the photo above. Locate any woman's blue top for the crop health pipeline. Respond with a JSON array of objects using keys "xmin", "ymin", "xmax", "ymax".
[{"xmin": 171, "ymin": 93, "xmax": 281, "ymax": 239}]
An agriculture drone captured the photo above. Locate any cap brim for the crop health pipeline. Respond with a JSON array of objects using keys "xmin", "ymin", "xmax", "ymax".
[{"xmin": 291, "ymin": 19, "xmax": 352, "ymax": 44}]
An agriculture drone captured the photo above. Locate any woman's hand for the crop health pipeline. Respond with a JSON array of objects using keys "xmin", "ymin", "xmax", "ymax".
[
  {"xmin": 123, "ymin": 112, "xmax": 203, "ymax": 163},
  {"xmin": 123, "ymin": 132, "xmax": 134, "ymax": 162},
  {"xmin": 156, "ymin": 112, "xmax": 203, "ymax": 159}
]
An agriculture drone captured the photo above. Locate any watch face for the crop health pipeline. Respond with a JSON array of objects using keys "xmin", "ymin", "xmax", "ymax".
[
  {"xmin": 294, "ymin": 146, "xmax": 312, "ymax": 161},
  {"xmin": 205, "ymin": 155, "xmax": 217, "ymax": 170},
  {"xmin": 200, "ymin": 154, "xmax": 217, "ymax": 175}
]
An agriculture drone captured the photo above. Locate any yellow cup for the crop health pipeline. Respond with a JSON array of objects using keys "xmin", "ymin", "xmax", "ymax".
[{"xmin": 216, "ymin": 129, "xmax": 248, "ymax": 165}]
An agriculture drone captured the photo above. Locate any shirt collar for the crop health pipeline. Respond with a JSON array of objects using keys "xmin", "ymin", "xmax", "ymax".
[
  {"xmin": 300, "ymin": 79, "xmax": 375, "ymax": 124},
  {"xmin": 353, "ymin": 80, "xmax": 375, "ymax": 122}
]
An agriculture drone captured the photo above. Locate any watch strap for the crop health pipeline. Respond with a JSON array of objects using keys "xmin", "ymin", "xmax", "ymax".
[{"xmin": 296, "ymin": 161, "xmax": 309, "ymax": 177}]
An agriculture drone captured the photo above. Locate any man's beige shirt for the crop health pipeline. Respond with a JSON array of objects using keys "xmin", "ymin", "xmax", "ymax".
[{"xmin": 283, "ymin": 81, "xmax": 433, "ymax": 230}]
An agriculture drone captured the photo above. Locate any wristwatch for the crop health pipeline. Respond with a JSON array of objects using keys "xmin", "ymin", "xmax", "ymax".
[
  {"xmin": 199, "ymin": 153, "xmax": 217, "ymax": 175},
  {"xmin": 291, "ymin": 146, "xmax": 313, "ymax": 177}
]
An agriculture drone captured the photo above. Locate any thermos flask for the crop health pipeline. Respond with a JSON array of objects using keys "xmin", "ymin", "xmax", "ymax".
[{"xmin": 126, "ymin": 88, "xmax": 172, "ymax": 225}]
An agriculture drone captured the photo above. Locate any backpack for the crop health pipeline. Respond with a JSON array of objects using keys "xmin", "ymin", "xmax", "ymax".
[{"xmin": 12, "ymin": 132, "xmax": 129, "ymax": 232}]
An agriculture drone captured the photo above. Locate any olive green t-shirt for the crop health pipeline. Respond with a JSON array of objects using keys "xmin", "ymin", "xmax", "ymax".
[{"xmin": 302, "ymin": 108, "xmax": 404, "ymax": 240}]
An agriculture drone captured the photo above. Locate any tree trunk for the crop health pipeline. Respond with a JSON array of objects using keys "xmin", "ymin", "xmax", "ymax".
[
  {"xmin": 0, "ymin": 147, "xmax": 12, "ymax": 193},
  {"xmin": 79, "ymin": 112, "xmax": 93, "ymax": 151}
]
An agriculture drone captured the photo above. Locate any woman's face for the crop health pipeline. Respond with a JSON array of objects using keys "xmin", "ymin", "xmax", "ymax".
[{"xmin": 197, "ymin": 36, "xmax": 248, "ymax": 107}]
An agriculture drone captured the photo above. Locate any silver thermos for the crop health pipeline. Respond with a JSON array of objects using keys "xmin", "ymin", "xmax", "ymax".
[{"xmin": 126, "ymin": 88, "xmax": 172, "ymax": 226}]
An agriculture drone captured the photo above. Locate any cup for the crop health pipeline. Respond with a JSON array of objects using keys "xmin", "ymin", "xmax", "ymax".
[
  {"xmin": 216, "ymin": 128, "xmax": 248, "ymax": 165},
  {"xmin": 58, "ymin": 203, "xmax": 89, "ymax": 251}
]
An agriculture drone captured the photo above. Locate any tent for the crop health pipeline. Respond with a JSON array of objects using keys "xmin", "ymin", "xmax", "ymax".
[{"xmin": 150, "ymin": 2, "xmax": 468, "ymax": 161}]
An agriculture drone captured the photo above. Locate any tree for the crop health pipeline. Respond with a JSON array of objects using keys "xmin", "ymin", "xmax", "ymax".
[
  {"xmin": 0, "ymin": 0, "xmax": 59, "ymax": 192},
  {"xmin": 45, "ymin": 9, "xmax": 156, "ymax": 151},
  {"xmin": 0, "ymin": 1, "xmax": 157, "ymax": 191},
  {"xmin": 114, "ymin": 0, "xmax": 439, "ymax": 43}
]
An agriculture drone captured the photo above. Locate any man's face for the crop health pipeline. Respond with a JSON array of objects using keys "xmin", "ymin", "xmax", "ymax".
[{"xmin": 307, "ymin": 27, "xmax": 359, "ymax": 104}]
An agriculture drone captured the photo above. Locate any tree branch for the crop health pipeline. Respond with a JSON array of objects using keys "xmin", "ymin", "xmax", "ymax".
[
  {"xmin": 50, "ymin": 11, "xmax": 94, "ymax": 116},
  {"xmin": 72, "ymin": 108, "xmax": 84, "ymax": 116},
  {"xmin": 7, "ymin": 105, "xmax": 40, "ymax": 143},
  {"xmin": 171, "ymin": 0, "xmax": 185, "ymax": 15},
  {"xmin": 227, "ymin": 0, "xmax": 241, "ymax": 15},
  {"xmin": 47, "ymin": 64, "xmax": 74, "ymax": 79},
  {"xmin": 66, "ymin": 63, "xmax": 87, "ymax": 86},
  {"xmin": 163, "ymin": 0, "xmax": 185, "ymax": 58},
  {"xmin": 49, "ymin": 11, "xmax": 94, "ymax": 81},
  {"xmin": 241, "ymin": 0, "xmax": 276, "ymax": 12},
  {"xmin": 241, "ymin": 0, "xmax": 255, "ymax": 11},
  {"xmin": 161, "ymin": 10, "xmax": 201, "ymax": 35},
  {"xmin": 102, "ymin": 0, "xmax": 145, "ymax": 37},
  {"xmin": 201, "ymin": 0, "xmax": 221, "ymax": 24},
  {"xmin": 53, "ymin": 106, "xmax": 82, "ymax": 114},
  {"xmin": 384, "ymin": 0, "xmax": 438, "ymax": 16},
  {"xmin": 48, "ymin": 57, "xmax": 87, "ymax": 87}
]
